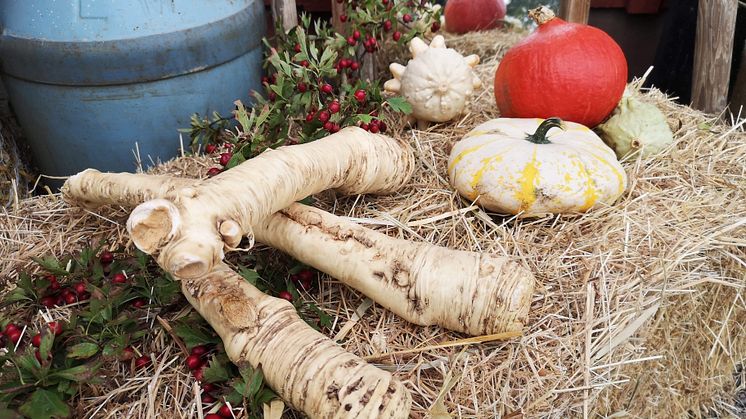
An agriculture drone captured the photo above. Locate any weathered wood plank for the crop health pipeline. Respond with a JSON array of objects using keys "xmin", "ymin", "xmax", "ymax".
[
  {"xmin": 560, "ymin": 0, "xmax": 591, "ymax": 24},
  {"xmin": 332, "ymin": 0, "xmax": 348, "ymax": 34},
  {"xmin": 271, "ymin": 0, "xmax": 298, "ymax": 33},
  {"xmin": 691, "ymin": 0, "xmax": 738, "ymax": 113}
]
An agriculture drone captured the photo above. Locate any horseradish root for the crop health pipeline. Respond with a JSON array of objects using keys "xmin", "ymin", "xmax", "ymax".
[
  {"xmin": 65, "ymin": 127, "xmax": 415, "ymax": 279},
  {"xmin": 255, "ymin": 203, "xmax": 534, "ymax": 335},
  {"xmin": 181, "ymin": 264, "xmax": 411, "ymax": 417},
  {"xmin": 63, "ymin": 171, "xmax": 534, "ymax": 335}
]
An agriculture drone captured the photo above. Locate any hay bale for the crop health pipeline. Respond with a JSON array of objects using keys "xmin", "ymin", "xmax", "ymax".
[{"xmin": 1, "ymin": 30, "xmax": 744, "ymax": 418}]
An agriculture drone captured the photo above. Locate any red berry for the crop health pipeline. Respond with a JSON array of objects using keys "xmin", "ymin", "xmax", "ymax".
[
  {"xmin": 100, "ymin": 250, "xmax": 114, "ymax": 264},
  {"xmin": 305, "ymin": 112, "xmax": 315, "ymax": 123},
  {"xmin": 40, "ymin": 296, "xmax": 56, "ymax": 308},
  {"xmin": 350, "ymin": 61, "xmax": 360, "ymax": 71},
  {"xmin": 299, "ymin": 269, "xmax": 314, "ymax": 282},
  {"xmin": 369, "ymin": 123, "xmax": 380, "ymax": 133},
  {"xmin": 354, "ymin": 89, "xmax": 367, "ymax": 103},
  {"xmin": 403, "ymin": 13, "xmax": 413, "ymax": 23},
  {"xmin": 323, "ymin": 121, "xmax": 334, "ymax": 132},
  {"xmin": 340, "ymin": 59, "xmax": 350, "ymax": 68},
  {"xmin": 74, "ymin": 282, "xmax": 87, "ymax": 294},
  {"xmin": 278, "ymin": 291, "xmax": 293, "ymax": 302},
  {"xmin": 7, "ymin": 330, "xmax": 21, "ymax": 345},
  {"xmin": 61, "ymin": 288, "xmax": 73, "ymax": 298},
  {"xmin": 431, "ymin": 22, "xmax": 441, "ymax": 32},
  {"xmin": 191, "ymin": 345, "xmax": 208, "ymax": 357},
  {"xmin": 205, "ymin": 144, "xmax": 217, "ymax": 154},
  {"xmin": 321, "ymin": 84, "xmax": 333, "ymax": 94},
  {"xmin": 31, "ymin": 334, "xmax": 42, "ymax": 347},
  {"xmin": 360, "ymin": 123, "xmax": 370, "ymax": 131},
  {"xmin": 64, "ymin": 293, "xmax": 77, "ymax": 304},
  {"xmin": 347, "ymin": 36, "xmax": 356, "ymax": 46},
  {"xmin": 218, "ymin": 405, "xmax": 234, "ymax": 418},
  {"xmin": 192, "ymin": 367, "xmax": 204, "ymax": 381},
  {"xmin": 4, "ymin": 323, "xmax": 19, "ymax": 335},
  {"xmin": 317, "ymin": 110, "xmax": 330, "ymax": 123},
  {"xmin": 48, "ymin": 322, "xmax": 63, "ymax": 336},
  {"xmin": 121, "ymin": 346, "xmax": 136, "ymax": 362},
  {"xmin": 297, "ymin": 82, "xmax": 308, "ymax": 92},
  {"xmin": 294, "ymin": 43, "xmax": 301, "ymax": 53},
  {"xmin": 207, "ymin": 167, "xmax": 222, "ymax": 177},
  {"xmin": 112, "ymin": 273, "xmax": 127, "ymax": 284},
  {"xmin": 219, "ymin": 153, "xmax": 232, "ymax": 167},
  {"xmin": 340, "ymin": 14, "xmax": 348, "ymax": 23},
  {"xmin": 186, "ymin": 354, "xmax": 203, "ymax": 370},
  {"xmin": 132, "ymin": 299, "xmax": 147, "ymax": 309},
  {"xmin": 383, "ymin": 20, "xmax": 392, "ymax": 31},
  {"xmin": 300, "ymin": 60, "xmax": 310, "ymax": 67},
  {"xmin": 268, "ymin": 91, "xmax": 277, "ymax": 101},
  {"xmin": 393, "ymin": 31, "xmax": 402, "ymax": 41},
  {"xmin": 49, "ymin": 281, "xmax": 61, "ymax": 291},
  {"xmin": 46, "ymin": 275, "xmax": 57, "ymax": 283},
  {"xmin": 205, "ymin": 415, "xmax": 222, "ymax": 419},
  {"xmin": 331, "ymin": 123, "xmax": 341, "ymax": 133},
  {"xmin": 135, "ymin": 355, "xmax": 151, "ymax": 370},
  {"xmin": 261, "ymin": 76, "xmax": 269, "ymax": 85},
  {"xmin": 379, "ymin": 121, "xmax": 388, "ymax": 133},
  {"xmin": 55, "ymin": 296, "xmax": 65, "ymax": 306},
  {"xmin": 201, "ymin": 382, "xmax": 216, "ymax": 393},
  {"xmin": 202, "ymin": 394, "xmax": 216, "ymax": 404},
  {"xmin": 353, "ymin": 30, "xmax": 361, "ymax": 40},
  {"xmin": 328, "ymin": 101, "xmax": 341, "ymax": 114},
  {"xmin": 300, "ymin": 277, "xmax": 313, "ymax": 290},
  {"xmin": 78, "ymin": 291, "xmax": 91, "ymax": 301}
]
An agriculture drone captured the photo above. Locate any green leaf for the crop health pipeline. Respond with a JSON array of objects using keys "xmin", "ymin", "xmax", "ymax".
[
  {"xmin": 39, "ymin": 332, "xmax": 54, "ymax": 362},
  {"xmin": 173, "ymin": 323, "xmax": 219, "ymax": 348},
  {"xmin": 3, "ymin": 288, "xmax": 30, "ymax": 304},
  {"xmin": 32, "ymin": 256, "xmax": 69, "ymax": 276},
  {"xmin": 386, "ymin": 97, "xmax": 413, "ymax": 114},
  {"xmin": 202, "ymin": 356, "xmax": 231, "ymax": 383},
  {"xmin": 50, "ymin": 364, "xmax": 98, "ymax": 382},
  {"xmin": 238, "ymin": 267, "xmax": 260, "ymax": 286},
  {"xmin": 18, "ymin": 389, "xmax": 70, "ymax": 419},
  {"xmin": 66, "ymin": 342, "xmax": 99, "ymax": 360},
  {"xmin": 247, "ymin": 368, "xmax": 264, "ymax": 397},
  {"xmin": 226, "ymin": 152, "xmax": 246, "ymax": 169}
]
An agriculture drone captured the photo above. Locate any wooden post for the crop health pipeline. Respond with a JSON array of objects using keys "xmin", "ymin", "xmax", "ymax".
[
  {"xmin": 691, "ymin": 0, "xmax": 738, "ymax": 114},
  {"xmin": 332, "ymin": 0, "xmax": 348, "ymax": 34},
  {"xmin": 559, "ymin": 0, "xmax": 591, "ymax": 24},
  {"xmin": 271, "ymin": 0, "xmax": 298, "ymax": 33}
]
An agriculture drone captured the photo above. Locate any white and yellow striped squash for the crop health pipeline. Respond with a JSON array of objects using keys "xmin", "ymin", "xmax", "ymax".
[{"xmin": 448, "ymin": 117, "xmax": 627, "ymax": 217}]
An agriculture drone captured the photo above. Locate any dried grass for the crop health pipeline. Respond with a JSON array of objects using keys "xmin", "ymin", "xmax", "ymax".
[{"xmin": 1, "ymin": 29, "xmax": 745, "ymax": 418}]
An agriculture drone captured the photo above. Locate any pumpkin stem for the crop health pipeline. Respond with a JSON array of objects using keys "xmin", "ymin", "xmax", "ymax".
[
  {"xmin": 525, "ymin": 118, "xmax": 564, "ymax": 144},
  {"xmin": 529, "ymin": 6, "xmax": 556, "ymax": 25}
]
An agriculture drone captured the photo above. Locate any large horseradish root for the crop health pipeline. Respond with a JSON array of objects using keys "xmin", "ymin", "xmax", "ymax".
[
  {"xmin": 256, "ymin": 204, "xmax": 534, "ymax": 334},
  {"xmin": 66, "ymin": 127, "xmax": 415, "ymax": 279},
  {"xmin": 181, "ymin": 264, "xmax": 411, "ymax": 417}
]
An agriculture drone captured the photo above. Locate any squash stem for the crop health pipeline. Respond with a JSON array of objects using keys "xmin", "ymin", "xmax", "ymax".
[{"xmin": 525, "ymin": 118, "xmax": 564, "ymax": 144}]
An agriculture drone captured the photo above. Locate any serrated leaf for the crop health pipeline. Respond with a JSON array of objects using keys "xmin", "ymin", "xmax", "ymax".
[
  {"xmin": 3, "ymin": 288, "xmax": 30, "ymax": 304},
  {"xmin": 203, "ymin": 357, "xmax": 231, "ymax": 383},
  {"xmin": 18, "ymin": 389, "xmax": 70, "ymax": 419},
  {"xmin": 386, "ymin": 97, "xmax": 413, "ymax": 114},
  {"xmin": 32, "ymin": 257, "xmax": 69, "ymax": 276},
  {"xmin": 39, "ymin": 332, "xmax": 54, "ymax": 362},
  {"xmin": 67, "ymin": 342, "xmax": 99, "ymax": 360}
]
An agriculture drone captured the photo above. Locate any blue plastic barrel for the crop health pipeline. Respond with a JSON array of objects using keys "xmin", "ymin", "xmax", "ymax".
[{"xmin": 0, "ymin": 0, "xmax": 265, "ymax": 180}]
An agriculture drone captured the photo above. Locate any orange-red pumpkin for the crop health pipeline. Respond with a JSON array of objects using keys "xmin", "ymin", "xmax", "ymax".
[
  {"xmin": 445, "ymin": 0, "xmax": 506, "ymax": 34},
  {"xmin": 493, "ymin": 7, "xmax": 627, "ymax": 127}
]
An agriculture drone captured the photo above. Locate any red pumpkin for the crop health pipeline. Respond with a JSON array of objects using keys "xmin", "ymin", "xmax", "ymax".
[
  {"xmin": 445, "ymin": 0, "xmax": 506, "ymax": 34},
  {"xmin": 493, "ymin": 7, "xmax": 627, "ymax": 127}
]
